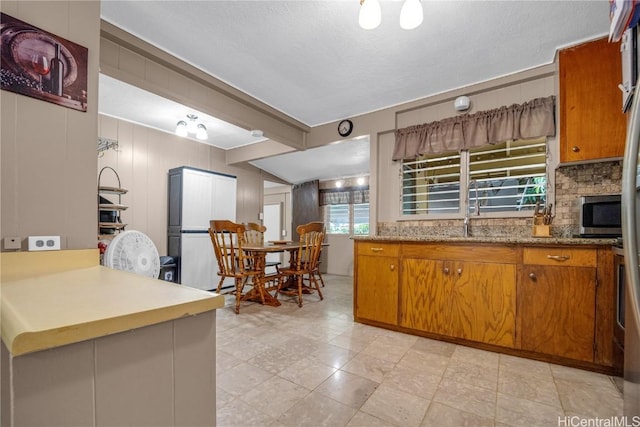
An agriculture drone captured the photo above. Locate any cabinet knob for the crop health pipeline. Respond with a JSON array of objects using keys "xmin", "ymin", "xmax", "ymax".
[
  {"xmin": 571, "ymin": 146, "xmax": 580, "ymax": 152},
  {"xmin": 370, "ymin": 247, "xmax": 383, "ymax": 253},
  {"xmin": 529, "ymin": 272, "xmax": 537, "ymax": 281},
  {"xmin": 390, "ymin": 264, "xmax": 395, "ymax": 271},
  {"xmin": 457, "ymin": 268, "xmax": 463, "ymax": 275},
  {"xmin": 443, "ymin": 267, "xmax": 450, "ymax": 274}
]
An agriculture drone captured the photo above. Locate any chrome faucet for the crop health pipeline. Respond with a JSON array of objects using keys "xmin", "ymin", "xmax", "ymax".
[{"xmin": 463, "ymin": 179, "xmax": 480, "ymax": 237}]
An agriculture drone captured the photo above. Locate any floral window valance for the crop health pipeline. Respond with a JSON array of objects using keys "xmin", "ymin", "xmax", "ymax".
[
  {"xmin": 320, "ymin": 187, "xmax": 369, "ymax": 206},
  {"xmin": 392, "ymin": 96, "xmax": 556, "ymax": 160}
]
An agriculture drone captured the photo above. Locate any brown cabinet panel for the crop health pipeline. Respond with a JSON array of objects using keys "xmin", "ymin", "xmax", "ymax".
[
  {"xmin": 400, "ymin": 258, "xmax": 516, "ymax": 348},
  {"xmin": 450, "ymin": 262, "xmax": 516, "ymax": 347},
  {"xmin": 356, "ymin": 242, "xmax": 400, "ymax": 257},
  {"xmin": 559, "ymin": 37, "xmax": 625, "ymax": 163},
  {"xmin": 400, "ymin": 258, "xmax": 451, "ymax": 334},
  {"xmin": 355, "ymin": 255, "xmax": 399, "ymax": 325},
  {"xmin": 519, "ymin": 265, "xmax": 596, "ymax": 362},
  {"xmin": 402, "ymin": 243, "xmax": 517, "ymax": 264},
  {"xmin": 523, "ymin": 247, "xmax": 597, "ymax": 267}
]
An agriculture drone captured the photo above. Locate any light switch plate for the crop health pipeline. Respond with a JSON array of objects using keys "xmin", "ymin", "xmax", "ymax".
[{"xmin": 28, "ymin": 236, "xmax": 61, "ymax": 251}]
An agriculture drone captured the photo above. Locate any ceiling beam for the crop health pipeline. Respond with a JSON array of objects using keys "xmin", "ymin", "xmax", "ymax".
[{"xmin": 100, "ymin": 20, "xmax": 309, "ymax": 151}]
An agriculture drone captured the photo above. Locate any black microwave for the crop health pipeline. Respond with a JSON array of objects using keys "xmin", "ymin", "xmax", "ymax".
[{"xmin": 575, "ymin": 194, "xmax": 622, "ymax": 237}]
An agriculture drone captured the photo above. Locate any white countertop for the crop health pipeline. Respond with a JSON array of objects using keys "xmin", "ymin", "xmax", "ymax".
[{"xmin": 1, "ymin": 250, "xmax": 224, "ymax": 356}]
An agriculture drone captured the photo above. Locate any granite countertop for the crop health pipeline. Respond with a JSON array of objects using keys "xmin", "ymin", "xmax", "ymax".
[
  {"xmin": 351, "ymin": 235, "xmax": 619, "ymax": 246},
  {"xmin": 1, "ymin": 250, "xmax": 224, "ymax": 356}
]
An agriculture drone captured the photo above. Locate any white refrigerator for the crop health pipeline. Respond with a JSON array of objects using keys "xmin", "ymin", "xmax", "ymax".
[{"xmin": 168, "ymin": 166, "xmax": 237, "ymax": 291}]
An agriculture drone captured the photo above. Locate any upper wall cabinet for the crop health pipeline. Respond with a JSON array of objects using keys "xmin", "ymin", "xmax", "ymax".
[{"xmin": 559, "ymin": 38, "xmax": 626, "ymax": 163}]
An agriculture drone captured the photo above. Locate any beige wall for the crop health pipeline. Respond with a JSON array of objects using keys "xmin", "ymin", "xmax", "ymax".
[
  {"xmin": 1, "ymin": 1, "xmax": 100, "ymax": 250},
  {"xmin": 98, "ymin": 115, "xmax": 265, "ymax": 255},
  {"xmin": 1, "ymin": 311, "xmax": 216, "ymax": 427}
]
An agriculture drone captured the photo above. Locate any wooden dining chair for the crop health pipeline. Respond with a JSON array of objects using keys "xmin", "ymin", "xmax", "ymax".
[
  {"xmin": 208, "ymin": 220, "xmax": 263, "ymax": 314},
  {"xmin": 276, "ymin": 221, "xmax": 325, "ymax": 307},
  {"xmin": 244, "ymin": 222, "xmax": 281, "ymax": 279}
]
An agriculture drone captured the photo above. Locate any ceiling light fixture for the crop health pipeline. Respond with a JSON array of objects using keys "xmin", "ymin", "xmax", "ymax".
[
  {"xmin": 359, "ymin": 0, "xmax": 423, "ymax": 30},
  {"xmin": 359, "ymin": 0, "xmax": 381, "ymax": 30},
  {"xmin": 175, "ymin": 114, "xmax": 208, "ymax": 140},
  {"xmin": 399, "ymin": 0, "xmax": 423, "ymax": 30}
]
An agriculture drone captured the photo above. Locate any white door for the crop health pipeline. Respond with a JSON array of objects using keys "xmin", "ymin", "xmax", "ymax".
[
  {"xmin": 180, "ymin": 233, "xmax": 216, "ymax": 291},
  {"xmin": 213, "ymin": 174, "xmax": 237, "ymax": 221},
  {"xmin": 182, "ymin": 169, "xmax": 213, "ymax": 231},
  {"xmin": 263, "ymin": 203, "xmax": 282, "ymax": 272}
]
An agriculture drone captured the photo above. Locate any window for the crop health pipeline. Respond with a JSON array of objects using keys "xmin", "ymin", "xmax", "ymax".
[
  {"xmin": 321, "ymin": 187, "xmax": 370, "ymax": 235},
  {"xmin": 401, "ymin": 137, "xmax": 547, "ymax": 217},
  {"xmin": 402, "ymin": 152, "xmax": 461, "ymax": 215}
]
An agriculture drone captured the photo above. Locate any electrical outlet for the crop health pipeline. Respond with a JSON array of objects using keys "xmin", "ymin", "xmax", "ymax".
[
  {"xmin": 28, "ymin": 236, "xmax": 61, "ymax": 251},
  {"xmin": 4, "ymin": 237, "xmax": 21, "ymax": 250}
]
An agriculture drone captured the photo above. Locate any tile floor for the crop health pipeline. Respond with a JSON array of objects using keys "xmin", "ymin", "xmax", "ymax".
[{"xmin": 215, "ymin": 274, "xmax": 623, "ymax": 426}]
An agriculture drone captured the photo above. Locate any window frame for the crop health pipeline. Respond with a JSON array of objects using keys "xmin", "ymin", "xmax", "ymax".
[
  {"xmin": 397, "ymin": 137, "xmax": 555, "ymax": 221},
  {"xmin": 323, "ymin": 202, "xmax": 370, "ymax": 235}
]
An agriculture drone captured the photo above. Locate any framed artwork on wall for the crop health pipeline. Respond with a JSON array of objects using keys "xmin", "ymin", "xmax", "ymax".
[{"xmin": 0, "ymin": 12, "xmax": 88, "ymax": 112}]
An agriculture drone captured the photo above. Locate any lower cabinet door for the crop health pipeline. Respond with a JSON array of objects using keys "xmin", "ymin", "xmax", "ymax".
[
  {"xmin": 400, "ymin": 258, "xmax": 452, "ymax": 334},
  {"xmin": 519, "ymin": 265, "xmax": 597, "ymax": 362},
  {"xmin": 355, "ymin": 255, "xmax": 398, "ymax": 325},
  {"xmin": 449, "ymin": 262, "xmax": 516, "ymax": 348}
]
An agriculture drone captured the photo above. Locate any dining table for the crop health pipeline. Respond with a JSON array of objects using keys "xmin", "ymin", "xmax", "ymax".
[
  {"xmin": 239, "ymin": 241, "xmax": 298, "ymax": 307},
  {"xmin": 239, "ymin": 241, "xmax": 328, "ymax": 307}
]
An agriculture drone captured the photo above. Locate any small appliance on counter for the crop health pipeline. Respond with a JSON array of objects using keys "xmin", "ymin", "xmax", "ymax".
[{"xmin": 574, "ymin": 194, "xmax": 622, "ymax": 237}]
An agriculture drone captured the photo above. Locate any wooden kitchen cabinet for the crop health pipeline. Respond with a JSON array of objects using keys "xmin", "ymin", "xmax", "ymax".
[
  {"xmin": 400, "ymin": 244, "xmax": 517, "ymax": 348},
  {"xmin": 353, "ymin": 238, "xmax": 616, "ymax": 373},
  {"xmin": 449, "ymin": 261, "xmax": 516, "ymax": 347},
  {"xmin": 559, "ymin": 37, "xmax": 625, "ymax": 163},
  {"xmin": 519, "ymin": 247, "xmax": 597, "ymax": 362},
  {"xmin": 354, "ymin": 242, "xmax": 399, "ymax": 325},
  {"xmin": 400, "ymin": 258, "xmax": 452, "ymax": 334}
]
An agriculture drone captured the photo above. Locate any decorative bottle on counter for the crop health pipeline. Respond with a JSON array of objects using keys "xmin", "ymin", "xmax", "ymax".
[{"xmin": 49, "ymin": 43, "xmax": 64, "ymax": 96}]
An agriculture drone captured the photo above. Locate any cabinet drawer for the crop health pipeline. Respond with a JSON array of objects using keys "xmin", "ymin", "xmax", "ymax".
[
  {"xmin": 523, "ymin": 247, "xmax": 597, "ymax": 267},
  {"xmin": 356, "ymin": 242, "xmax": 400, "ymax": 257}
]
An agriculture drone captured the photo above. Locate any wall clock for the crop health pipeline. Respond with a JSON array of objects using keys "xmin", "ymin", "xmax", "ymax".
[{"xmin": 338, "ymin": 119, "xmax": 353, "ymax": 137}]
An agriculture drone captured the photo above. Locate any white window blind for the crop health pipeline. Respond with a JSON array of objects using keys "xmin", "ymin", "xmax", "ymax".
[
  {"xmin": 468, "ymin": 138, "xmax": 546, "ymax": 213},
  {"xmin": 401, "ymin": 137, "xmax": 547, "ymax": 217},
  {"xmin": 325, "ymin": 204, "xmax": 350, "ymax": 234},
  {"xmin": 353, "ymin": 203, "xmax": 370, "ymax": 235},
  {"xmin": 402, "ymin": 152, "xmax": 461, "ymax": 215}
]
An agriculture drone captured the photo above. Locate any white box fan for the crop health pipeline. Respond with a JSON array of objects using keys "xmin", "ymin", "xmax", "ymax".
[{"xmin": 103, "ymin": 230, "xmax": 161, "ymax": 279}]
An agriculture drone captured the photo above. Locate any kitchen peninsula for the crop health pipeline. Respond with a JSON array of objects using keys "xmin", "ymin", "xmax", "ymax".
[
  {"xmin": 353, "ymin": 235, "xmax": 618, "ymax": 374},
  {"xmin": 1, "ymin": 249, "xmax": 224, "ymax": 427}
]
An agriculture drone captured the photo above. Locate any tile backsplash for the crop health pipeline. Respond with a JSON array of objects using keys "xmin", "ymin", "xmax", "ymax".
[{"xmin": 378, "ymin": 160, "xmax": 622, "ymax": 238}]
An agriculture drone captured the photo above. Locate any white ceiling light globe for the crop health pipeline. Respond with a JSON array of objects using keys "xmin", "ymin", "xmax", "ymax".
[
  {"xmin": 359, "ymin": 0, "xmax": 381, "ymax": 30},
  {"xmin": 400, "ymin": 0, "xmax": 423, "ymax": 30}
]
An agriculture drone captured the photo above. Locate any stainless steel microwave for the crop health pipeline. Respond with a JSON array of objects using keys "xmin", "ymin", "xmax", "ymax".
[{"xmin": 575, "ymin": 194, "xmax": 622, "ymax": 237}]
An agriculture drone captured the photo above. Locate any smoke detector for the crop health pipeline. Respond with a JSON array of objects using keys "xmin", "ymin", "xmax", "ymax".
[{"xmin": 454, "ymin": 96, "xmax": 471, "ymax": 112}]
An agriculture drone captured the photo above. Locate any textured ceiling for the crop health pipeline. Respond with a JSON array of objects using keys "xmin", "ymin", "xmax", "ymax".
[{"xmin": 99, "ymin": 0, "xmax": 611, "ymax": 183}]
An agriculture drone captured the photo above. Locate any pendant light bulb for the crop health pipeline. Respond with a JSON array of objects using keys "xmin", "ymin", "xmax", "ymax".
[
  {"xmin": 196, "ymin": 123, "xmax": 208, "ymax": 140},
  {"xmin": 175, "ymin": 120, "xmax": 188, "ymax": 137},
  {"xmin": 359, "ymin": 0, "xmax": 381, "ymax": 30},
  {"xmin": 400, "ymin": 0, "xmax": 423, "ymax": 30}
]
